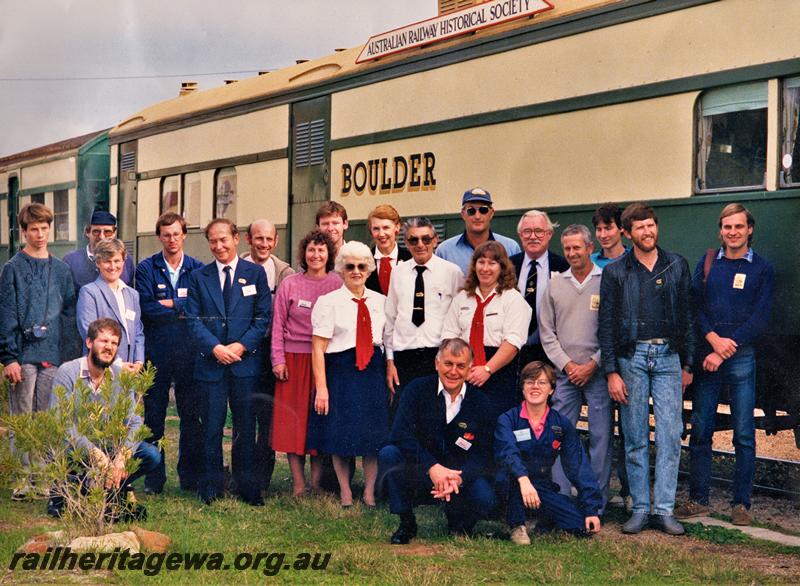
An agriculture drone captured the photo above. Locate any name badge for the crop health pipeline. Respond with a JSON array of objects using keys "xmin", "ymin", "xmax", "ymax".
[
  {"xmin": 513, "ymin": 428, "xmax": 532, "ymax": 442},
  {"xmin": 157, "ymin": 283, "xmax": 167, "ymax": 289},
  {"xmin": 177, "ymin": 288, "xmax": 188, "ymax": 298},
  {"xmin": 238, "ymin": 278, "xmax": 247, "ymax": 284},
  {"xmin": 455, "ymin": 437, "xmax": 472, "ymax": 451},
  {"xmin": 242, "ymin": 284, "xmax": 257, "ymax": 297},
  {"xmin": 590, "ymin": 294, "xmax": 600, "ymax": 311},
  {"xmin": 298, "ymin": 299, "xmax": 312, "ymax": 309},
  {"xmin": 125, "ymin": 309, "xmax": 136, "ymax": 322},
  {"xmin": 733, "ymin": 273, "xmax": 746, "ymax": 289}
]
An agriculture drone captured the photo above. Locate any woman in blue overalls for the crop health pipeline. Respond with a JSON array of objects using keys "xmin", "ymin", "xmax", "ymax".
[{"xmin": 495, "ymin": 361, "xmax": 603, "ymax": 544}]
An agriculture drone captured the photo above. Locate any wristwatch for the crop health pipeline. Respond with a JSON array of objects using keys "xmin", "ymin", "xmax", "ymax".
[{"xmin": 483, "ymin": 364, "xmax": 492, "ymax": 375}]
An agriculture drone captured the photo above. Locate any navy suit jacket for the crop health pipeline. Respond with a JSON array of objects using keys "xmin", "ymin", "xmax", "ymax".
[
  {"xmin": 76, "ymin": 277, "xmax": 145, "ymax": 363},
  {"xmin": 389, "ymin": 375, "xmax": 494, "ymax": 483},
  {"xmin": 185, "ymin": 259, "xmax": 271, "ymax": 381},
  {"xmin": 64, "ymin": 248, "xmax": 134, "ymax": 294},
  {"xmin": 366, "ymin": 246, "xmax": 412, "ymax": 295},
  {"xmin": 510, "ymin": 250, "xmax": 569, "ymax": 340}
]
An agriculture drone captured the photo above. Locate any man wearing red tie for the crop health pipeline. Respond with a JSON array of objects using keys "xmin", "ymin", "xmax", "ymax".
[{"xmin": 365, "ymin": 205, "xmax": 411, "ymax": 296}]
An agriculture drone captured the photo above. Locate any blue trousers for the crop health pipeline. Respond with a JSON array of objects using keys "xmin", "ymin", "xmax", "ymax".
[
  {"xmin": 378, "ymin": 445, "xmax": 496, "ymax": 531},
  {"xmin": 254, "ymin": 342, "xmax": 276, "ymax": 491},
  {"xmin": 127, "ymin": 441, "xmax": 163, "ymax": 486},
  {"xmin": 201, "ymin": 372, "xmax": 259, "ymax": 501},
  {"xmin": 144, "ymin": 348, "xmax": 205, "ymax": 491},
  {"xmin": 506, "ymin": 476, "xmax": 587, "ymax": 534},
  {"xmin": 618, "ymin": 342, "xmax": 683, "ymax": 516},
  {"xmin": 689, "ymin": 346, "xmax": 756, "ymax": 508}
]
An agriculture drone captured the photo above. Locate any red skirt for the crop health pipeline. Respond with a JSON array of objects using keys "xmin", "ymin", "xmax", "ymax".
[{"xmin": 270, "ymin": 352, "xmax": 314, "ymax": 455}]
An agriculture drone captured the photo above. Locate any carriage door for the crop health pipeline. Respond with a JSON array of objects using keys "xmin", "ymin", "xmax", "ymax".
[
  {"xmin": 117, "ymin": 141, "xmax": 138, "ymax": 261},
  {"xmin": 290, "ymin": 96, "xmax": 330, "ymax": 265},
  {"xmin": 7, "ymin": 175, "xmax": 19, "ymax": 256}
]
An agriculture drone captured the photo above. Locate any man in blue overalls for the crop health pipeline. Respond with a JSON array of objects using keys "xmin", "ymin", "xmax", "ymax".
[{"xmin": 135, "ymin": 212, "xmax": 205, "ymax": 494}]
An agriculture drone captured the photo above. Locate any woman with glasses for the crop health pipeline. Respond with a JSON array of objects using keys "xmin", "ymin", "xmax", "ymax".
[
  {"xmin": 441, "ymin": 240, "xmax": 531, "ymax": 420},
  {"xmin": 76, "ymin": 238, "xmax": 144, "ymax": 373},
  {"xmin": 270, "ymin": 230, "xmax": 342, "ymax": 497},
  {"xmin": 495, "ymin": 361, "xmax": 602, "ymax": 544},
  {"xmin": 309, "ymin": 241, "xmax": 389, "ymax": 507}
]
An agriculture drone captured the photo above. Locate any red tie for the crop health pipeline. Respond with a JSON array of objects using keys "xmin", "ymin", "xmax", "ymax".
[
  {"xmin": 378, "ymin": 257, "xmax": 392, "ymax": 295},
  {"xmin": 352, "ymin": 297, "xmax": 374, "ymax": 371},
  {"xmin": 469, "ymin": 292, "xmax": 495, "ymax": 366}
]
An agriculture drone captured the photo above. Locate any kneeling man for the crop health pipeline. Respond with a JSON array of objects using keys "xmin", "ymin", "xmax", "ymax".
[{"xmin": 379, "ymin": 338, "xmax": 496, "ymax": 544}]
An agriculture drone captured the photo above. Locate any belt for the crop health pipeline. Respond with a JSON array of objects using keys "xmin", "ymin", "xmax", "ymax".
[{"xmin": 636, "ymin": 338, "xmax": 670, "ymax": 345}]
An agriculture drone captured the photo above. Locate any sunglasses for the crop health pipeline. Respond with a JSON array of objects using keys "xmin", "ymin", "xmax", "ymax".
[
  {"xmin": 344, "ymin": 263, "xmax": 369, "ymax": 272},
  {"xmin": 464, "ymin": 205, "xmax": 491, "ymax": 216},
  {"xmin": 407, "ymin": 235, "xmax": 434, "ymax": 245}
]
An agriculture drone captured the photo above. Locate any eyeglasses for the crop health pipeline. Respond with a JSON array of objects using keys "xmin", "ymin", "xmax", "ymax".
[
  {"xmin": 523, "ymin": 378, "xmax": 552, "ymax": 388},
  {"xmin": 464, "ymin": 206, "xmax": 491, "ymax": 216},
  {"xmin": 519, "ymin": 228, "xmax": 550, "ymax": 239},
  {"xmin": 344, "ymin": 263, "xmax": 369, "ymax": 272},
  {"xmin": 407, "ymin": 235, "xmax": 434, "ymax": 245}
]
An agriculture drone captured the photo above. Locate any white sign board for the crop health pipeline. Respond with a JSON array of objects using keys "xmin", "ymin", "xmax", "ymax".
[{"xmin": 357, "ymin": 0, "xmax": 554, "ymax": 63}]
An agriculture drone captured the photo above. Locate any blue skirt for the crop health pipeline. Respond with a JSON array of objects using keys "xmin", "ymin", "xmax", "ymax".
[
  {"xmin": 482, "ymin": 346, "xmax": 521, "ymax": 422},
  {"xmin": 307, "ymin": 347, "xmax": 389, "ymax": 457}
]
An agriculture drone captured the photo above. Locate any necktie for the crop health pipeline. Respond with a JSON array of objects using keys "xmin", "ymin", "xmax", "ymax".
[
  {"xmin": 525, "ymin": 260, "xmax": 538, "ymax": 335},
  {"xmin": 222, "ymin": 265, "xmax": 232, "ymax": 315},
  {"xmin": 352, "ymin": 297, "xmax": 374, "ymax": 371},
  {"xmin": 469, "ymin": 292, "xmax": 495, "ymax": 366},
  {"xmin": 412, "ymin": 265, "xmax": 426, "ymax": 327},
  {"xmin": 378, "ymin": 256, "xmax": 392, "ymax": 295}
]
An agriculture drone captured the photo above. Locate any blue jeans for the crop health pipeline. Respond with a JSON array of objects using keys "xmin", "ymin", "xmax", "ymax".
[
  {"xmin": 618, "ymin": 342, "xmax": 682, "ymax": 516},
  {"xmin": 689, "ymin": 346, "xmax": 756, "ymax": 508},
  {"xmin": 551, "ymin": 372, "xmax": 612, "ymax": 510}
]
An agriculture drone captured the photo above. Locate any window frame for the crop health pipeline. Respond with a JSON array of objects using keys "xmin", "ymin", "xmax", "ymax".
[
  {"xmin": 53, "ymin": 189, "xmax": 69, "ymax": 242},
  {"xmin": 213, "ymin": 167, "xmax": 237, "ymax": 221},
  {"xmin": 160, "ymin": 175, "xmax": 182, "ymax": 216}
]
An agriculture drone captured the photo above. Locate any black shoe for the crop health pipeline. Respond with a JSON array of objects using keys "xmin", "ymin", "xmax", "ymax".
[
  {"xmin": 390, "ymin": 515, "xmax": 417, "ymax": 545},
  {"xmin": 143, "ymin": 485, "xmax": 163, "ymax": 496},
  {"xmin": 46, "ymin": 497, "xmax": 64, "ymax": 518},
  {"xmin": 622, "ymin": 512, "xmax": 649, "ymax": 534},
  {"xmin": 200, "ymin": 489, "xmax": 219, "ymax": 506},
  {"xmin": 241, "ymin": 494, "xmax": 265, "ymax": 507},
  {"xmin": 649, "ymin": 514, "xmax": 684, "ymax": 535}
]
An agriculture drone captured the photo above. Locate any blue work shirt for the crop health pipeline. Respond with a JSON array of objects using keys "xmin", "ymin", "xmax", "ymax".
[
  {"xmin": 435, "ymin": 231, "xmax": 521, "ymax": 275},
  {"xmin": 590, "ymin": 246, "xmax": 629, "ymax": 269}
]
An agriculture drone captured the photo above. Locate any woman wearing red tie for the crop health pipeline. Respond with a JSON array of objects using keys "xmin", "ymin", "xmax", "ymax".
[
  {"xmin": 310, "ymin": 241, "xmax": 389, "ymax": 507},
  {"xmin": 442, "ymin": 241, "xmax": 532, "ymax": 420},
  {"xmin": 365, "ymin": 204, "xmax": 411, "ymax": 295}
]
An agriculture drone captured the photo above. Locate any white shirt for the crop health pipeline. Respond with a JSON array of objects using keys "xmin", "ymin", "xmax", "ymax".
[
  {"xmin": 441, "ymin": 287, "xmax": 532, "ymax": 349},
  {"xmin": 384, "ymin": 255, "xmax": 464, "ymax": 359},
  {"xmin": 438, "ymin": 379, "xmax": 466, "ymax": 424},
  {"xmin": 311, "ymin": 285, "xmax": 387, "ymax": 354},
  {"xmin": 215, "ymin": 255, "xmax": 240, "ymax": 291},
  {"xmin": 517, "ymin": 251, "xmax": 549, "ymax": 320},
  {"xmin": 108, "ymin": 280, "xmax": 129, "ymax": 337},
  {"xmin": 374, "ymin": 244, "xmax": 399, "ymax": 264},
  {"xmin": 243, "ymin": 254, "xmax": 275, "ymax": 292}
]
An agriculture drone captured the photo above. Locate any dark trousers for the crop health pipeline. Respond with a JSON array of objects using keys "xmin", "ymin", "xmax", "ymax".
[
  {"xmin": 201, "ymin": 372, "xmax": 259, "ymax": 501},
  {"xmin": 378, "ymin": 445, "xmax": 496, "ymax": 531},
  {"xmin": 391, "ymin": 347, "xmax": 438, "ymax": 420},
  {"xmin": 517, "ymin": 343, "xmax": 549, "ymax": 372},
  {"xmin": 254, "ymin": 345, "xmax": 276, "ymax": 492},
  {"xmin": 144, "ymin": 349, "xmax": 205, "ymax": 491},
  {"xmin": 506, "ymin": 476, "xmax": 586, "ymax": 534}
]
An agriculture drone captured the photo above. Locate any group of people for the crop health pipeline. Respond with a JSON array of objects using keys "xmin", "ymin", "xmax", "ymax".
[{"xmin": 0, "ymin": 187, "xmax": 773, "ymax": 545}]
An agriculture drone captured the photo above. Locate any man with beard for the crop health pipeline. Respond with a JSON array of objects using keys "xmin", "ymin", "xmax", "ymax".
[
  {"xmin": 598, "ymin": 203, "xmax": 697, "ymax": 536},
  {"xmin": 47, "ymin": 318, "xmax": 161, "ymax": 518}
]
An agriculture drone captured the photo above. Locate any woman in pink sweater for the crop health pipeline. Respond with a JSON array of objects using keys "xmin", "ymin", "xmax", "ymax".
[{"xmin": 271, "ymin": 230, "xmax": 342, "ymax": 496}]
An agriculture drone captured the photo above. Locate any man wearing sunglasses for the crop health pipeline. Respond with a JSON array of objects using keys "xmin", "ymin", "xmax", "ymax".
[
  {"xmin": 384, "ymin": 217, "xmax": 464, "ymax": 419},
  {"xmin": 435, "ymin": 188, "xmax": 520, "ymax": 275}
]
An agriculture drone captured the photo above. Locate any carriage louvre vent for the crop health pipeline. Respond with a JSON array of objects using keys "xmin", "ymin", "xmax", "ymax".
[
  {"xmin": 294, "ymin": 119, "xmax": 326, "ymax": 168},
  {"xmin": 120, "ymin": 152, "xmax": 136, "ymax": 172},
  {"xmin": 439, "ymin": 0, "xmax": 477, "ymax": 15},
  {"xmin": 433, "ymin": 221, "xmax": 447, "ymax": 243},
  {"xmin": 123, "ymin": 240, "xmax": 135, "ymax": 258}
]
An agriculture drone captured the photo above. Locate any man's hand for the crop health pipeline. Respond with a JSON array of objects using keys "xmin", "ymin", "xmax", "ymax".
[
  {"xmin": 565, "ymin": 359, "xmax": 597, "ymax": 387},
  {"xmin": 226, "ymin": 342, "xmax": 246, "ymax": 358},
  {"xmin": 428, "ymin": 463, "xmax": 462, "ymax": 498},
  {"xmin": 213, "ymin": 344, "xmax": 241, "ymax": 365},
  {"xmin": 430, "ymin": 479, "xmax": 462, "ymax": 501},
  {"xmin": 273, "ymin": 363, "xmax": 288, "ymax": 381},
  {"xmin": 3, "ymin": 361, "xmax": 22, "ymax": 384},
  {"xmin": 466, "ymin": 365, "xmax": 491, "ymax": 387},
  {"xmin": 703, "ymin": 352, "xmax": 723, "ymax": 373},
  {"xmin": 314, "ymin": 388, "xmax": 329, "ymax": 416},
  {"xmin": 158, "ymin": 299, "xmax": 175, "ymax": 308},
  {"xmin": 585, "ymin": 516, "xmax": 601, "ymax": 533},
  {"xmin": 607, "ymin": 372, "xmax": 628, "ymax": 404},
  {"xmin": 681, "ymin": 369, "xmax": 693, "ymax": 393},
  {"xmin": 386, "ymin": 360, "xmax": 400, "ymax": 396},
  {"xmin": 122, "ymin": 362, "xmax": 143, "ymax": 374},
  {"xmin": 518, "ymin": 476, "xmax": 540, "ymax": 509},
  {"xmin": 706, "ymin": 332, "xmax": 737, "ymax": 360}
]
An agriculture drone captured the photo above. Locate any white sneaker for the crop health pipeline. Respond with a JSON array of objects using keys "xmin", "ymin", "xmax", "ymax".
[{"xmin": 510, "ymin": 525, "xmax": 530, "ymax": 545}]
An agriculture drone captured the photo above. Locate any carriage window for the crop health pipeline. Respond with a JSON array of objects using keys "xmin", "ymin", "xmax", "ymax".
[
  {"xmin": 780, "ymin": 76, "xmax": 800, "ymax": 187},
  {"xmin": 183, "ymin": 172, "xmax": 201, "ymax": 227},
  {"xmin": 214, "ymin": 167, "xmax": 237, "ymax": 220},
  {"xmin": 161, "ymin": 175, "xmax": 180, "ymax": 215},
  {"xmin": 30, "ymin": 193, "xmax": 44, "ymax": 204},
  {"xmin": 53, "ymin": 189, "xmax": 69, "ymax": 241},
  {"xmin": 696, "ymin": 82, "xmax": 767, "ymax": 192}
]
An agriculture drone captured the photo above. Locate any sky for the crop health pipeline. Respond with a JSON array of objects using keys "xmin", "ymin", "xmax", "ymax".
[{"xmin": 0, "ymin": 0, "xmax": 434, "ymax": 158}]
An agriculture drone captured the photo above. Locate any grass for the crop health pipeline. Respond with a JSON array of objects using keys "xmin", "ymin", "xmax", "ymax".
[{"xmin": 3, "ymin": 423, "xmax": 800, "ymax": 584}]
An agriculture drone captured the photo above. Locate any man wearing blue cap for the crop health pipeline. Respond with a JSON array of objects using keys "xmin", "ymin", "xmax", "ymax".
[
  {"xmin": 435, "ymin": 188, "xmax": 520, "ymax": 275},
  {"xmin": 63, "ymin": 210, "xmax": 135, "ymax": 292}
]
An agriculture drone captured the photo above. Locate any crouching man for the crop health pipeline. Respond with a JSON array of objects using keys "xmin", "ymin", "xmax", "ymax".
[
  {"xmin": 47, "ymin": 318, "xmax": 161, "ymax": 518},
  {"xmin": 378, "ymin": 338, "xmax": 496, "ymax": 544},
  {"xmin": 495, "ymin": 361, "xmax": 602, "ymax": 544}
]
